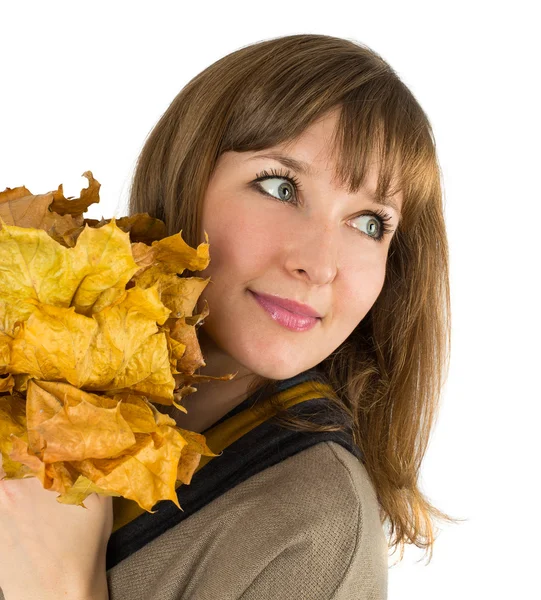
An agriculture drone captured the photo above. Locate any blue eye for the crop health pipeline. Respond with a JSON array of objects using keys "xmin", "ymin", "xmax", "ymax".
[
  {"xmin": 349, "ymin": 212, "xmax": 395, "ymax": 242},
  {"xmin": 250, "ymin": 168, "xmax": 395, "ymax": 243},
  {"xmin": 258, "ymin": 177, "xmax": 294, "ymax": 202},
  {"xmin": 252, "ymin": 168, "xmax": 302, "ymax": 203}
]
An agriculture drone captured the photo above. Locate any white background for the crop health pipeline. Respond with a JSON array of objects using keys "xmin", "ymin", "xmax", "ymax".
[{"xmin": 1, "ymin": 1, "xmax": 539, "ymax": 598}]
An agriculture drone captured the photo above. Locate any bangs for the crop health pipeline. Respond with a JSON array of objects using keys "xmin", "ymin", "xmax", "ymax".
[
  {"xmin": 321, "ymin": 94, "xmax": 439, "ymax": 228},
  {"xmin": 223, "ymin": 96, "xmax": 436, "ymax": 231},
  {"xmin": 217, "ymin": 42, "xmax": 439, "ymax": 231}
]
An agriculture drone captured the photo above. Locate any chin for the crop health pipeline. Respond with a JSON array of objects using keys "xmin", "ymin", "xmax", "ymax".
[{"xmin": 239, "ymin": 353, "xmax": 313, "ymax": 381}]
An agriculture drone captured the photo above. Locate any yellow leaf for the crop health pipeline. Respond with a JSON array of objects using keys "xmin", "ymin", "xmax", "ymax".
[
  {"xmin": 85, "ymin": 213, "xmax": 166, "ymax": 245},
  {"xmin": 158, "ymin": 275, "xmax": 210, "ymax": 319},
  {"xmin": 116, "ymin": 394, "xmax": 162, "ymax": 433},
  {"xmin": 0, "ymin": 394, "xmax": 29, "ymax": 477},
  {"xmin": 0, "ymin": 373, "xmax": 14, "ymax": 393},
  {"xmin": 9, "ymin": 285, "xmax": 175, "ymax": 402},
  {"xmin": 71, "ymin": 430, "xmax": 187, "ymax": 512},
  {"xmin": 56, "ymin": 474, "xmax": 121, "ymax": 508},
  {"xmin": 151, "ymin": 229, "xmax": 210, "ymax": 275},
  {"xmin": 0, "ymin": 217, "xmax": 139, "ymax": 341},
  {"xmin": 68, "ymin": 218, "xmax": 141, "ymax": 314},
  {"xmin": 175, "ymin": 427, "xmax": 220, "ymax": 486},
  {"xmin": 0, "ymin": 333, "xmax": 11, "ymax": 375},
  {"xmin": 26, "ymin": 380, "xmax": 136, "ymax": 462},
  {"xmin": 0, "ymin": 183, "xmax": 84, "ymax": 244},
  {"xmin": 9, "ymin": 302, "xmax": 100, "ymax": 387},
  {"xmin": 0, "ymin": 172, "xmax": 238, "ymax": 511}
]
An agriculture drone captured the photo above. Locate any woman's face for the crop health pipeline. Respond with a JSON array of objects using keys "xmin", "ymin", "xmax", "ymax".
[{"xmin": 195, "ymin": 108, "xmax": 403, "ymax": 381}]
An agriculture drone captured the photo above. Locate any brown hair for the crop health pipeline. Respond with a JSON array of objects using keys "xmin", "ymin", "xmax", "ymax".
[{"xmin": 128, "ymin": 33, "xmax": 464, "ymax": 564}]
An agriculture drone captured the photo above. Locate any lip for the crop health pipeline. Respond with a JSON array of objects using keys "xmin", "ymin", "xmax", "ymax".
[
  {"xmin": 249, "ymin": 290, "xmax": 321, "ymax": 332},
  {"xmin": 249, "ymin": 290, "xmax": 322, "ymax": 318}
]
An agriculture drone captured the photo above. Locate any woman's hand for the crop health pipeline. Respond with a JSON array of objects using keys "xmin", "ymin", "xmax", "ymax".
[{"xmin": 0, "ymin": 455, "xmax": 113, "ymax": 600}]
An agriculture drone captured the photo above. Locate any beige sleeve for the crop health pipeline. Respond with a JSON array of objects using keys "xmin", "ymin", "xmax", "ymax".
[
  {"xmin": 107, "ymin": 441, "xmax": 388, "ymax": 600},
  {"xmin": 236, "ymin": 442, "xmax": 388, "ymax": 600}
]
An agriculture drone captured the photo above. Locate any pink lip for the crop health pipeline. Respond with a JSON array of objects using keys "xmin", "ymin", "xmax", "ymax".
[
  {"xmin": 249, "ymin": 290, "xmax": 321, "ymax": 332},
  {"xmin": 249, "ymin": 290, "xmax": 322, "ymax": 318}
]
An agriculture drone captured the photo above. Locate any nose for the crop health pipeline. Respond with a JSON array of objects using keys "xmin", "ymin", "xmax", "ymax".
[{"xmin": 285, "ymin": 217, "xmax": 338, "ymax": 285}]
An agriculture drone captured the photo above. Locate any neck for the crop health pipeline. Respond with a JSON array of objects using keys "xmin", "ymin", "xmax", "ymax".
[{"xmin": 167, "ymin": 328, "xmax": 262, "ymax": 433}]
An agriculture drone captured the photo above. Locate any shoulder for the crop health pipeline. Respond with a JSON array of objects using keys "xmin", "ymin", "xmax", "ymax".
[
  {"xmin": 252, "ymin": 439, "xmax": 382, "ymax": 527},
  {"xmin": 231, "ymin": 440, "xmax": 389, "ymax": 599},
  {"xmin": 251, "ymin": 440, "xmax": 378, "ymax": 521},
  {"xmin": 107, "ymin": 441, "xmax": 388, "ymax": 600}
]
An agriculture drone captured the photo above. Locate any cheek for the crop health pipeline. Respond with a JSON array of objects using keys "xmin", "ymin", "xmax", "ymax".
[
  {"xmin": 337, "ymin": 254, "xmax": 388, "ymax": 321},
  {"xmin": 198, "ymin": 196, "xmax": 282, "ymax": 280}
]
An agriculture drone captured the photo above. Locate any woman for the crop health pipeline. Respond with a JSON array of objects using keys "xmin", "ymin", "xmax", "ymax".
[{"xmin": 0, "ymin": 33, "xmax": 459, "ymax": 599}]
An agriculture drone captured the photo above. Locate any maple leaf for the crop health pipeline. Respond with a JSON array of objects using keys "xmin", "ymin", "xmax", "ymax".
[{"xmin": 0, "ymin": 172, "xmax": 228, "ymax": 511}]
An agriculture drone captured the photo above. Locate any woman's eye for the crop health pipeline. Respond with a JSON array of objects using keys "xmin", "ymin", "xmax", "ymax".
[
  {"xmin": 252, "ymin": 169, "xmax": 394, "ymax": 243},
  {"xmin": 255, "ymin": 177, "xmax": 296, "ymax": 203},
  {"xmin": 350, "ymin": 213, "xmax": 394, "ymax": 242},
  {"xmin": 352, "ymin": 215, "xmax": 381, "ymax": 237}
]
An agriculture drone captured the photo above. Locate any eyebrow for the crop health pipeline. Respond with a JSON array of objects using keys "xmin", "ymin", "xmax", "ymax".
[{"xmin": 247, "ymin": 152, "xmax": 402, "ymax": 218}]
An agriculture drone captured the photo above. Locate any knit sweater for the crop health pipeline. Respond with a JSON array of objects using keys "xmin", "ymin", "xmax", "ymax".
[{"xmin": 1, "ymin": 369, "xmax": 389, "ymax": 599}]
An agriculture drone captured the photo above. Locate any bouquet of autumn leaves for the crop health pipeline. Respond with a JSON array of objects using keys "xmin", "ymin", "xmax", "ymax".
[{"xmin": 0, "ymin": 171, "xmax": 233, "ymax": 513}]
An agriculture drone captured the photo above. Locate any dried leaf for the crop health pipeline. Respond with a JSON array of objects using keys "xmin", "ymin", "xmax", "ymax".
[
  {"xmin": 48, "ymin": 171, "xmax": 100, "ymax": 217},
  {"xmin": 9, "ymin": 285, "xmax": 175, "ymax": 401},
  {"xmin": 56, "ymin": 475, "xmax": 120, "ymax": 507},
  {"xmin": 0, "ymin": 172, "xmax": 232, "ymax": 512},
  {"xmin": 26, "ymin": 380, "xmax": 136, "ymax": 462}
]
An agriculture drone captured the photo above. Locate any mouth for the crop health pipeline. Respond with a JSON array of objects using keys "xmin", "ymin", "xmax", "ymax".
[{"xmin": 248, "ymin": 290, "xmax": 321, "ymax": 332}]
